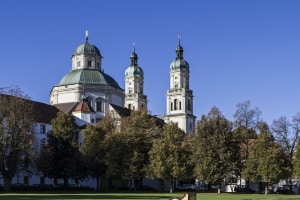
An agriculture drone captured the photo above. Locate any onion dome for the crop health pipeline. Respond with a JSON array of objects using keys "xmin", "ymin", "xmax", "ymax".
[
  {"xmin": 73, "ymin": 31, "xmax": 102, "ymax": 57},
  {"xmin": 170, "ymin": 37, "xmax": 189, "ymax": 70},
  {"xmin": 125, "ymin": 47, "xmax": 144, "ymax": 77}
]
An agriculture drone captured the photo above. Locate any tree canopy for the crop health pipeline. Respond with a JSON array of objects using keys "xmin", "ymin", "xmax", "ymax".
[
  {"xmin": 0, "ymin": 87, "xmax": 35, "ymax": 192},
  {"xmin": 37, "ymin": 111, "xmax": 82, "ymax": 185},
  {"xmin": 193, "ymin": 107, "xmax": 240, "ymax": 193},
  {"xmin": 243, "ymin": 122, "xmax": 289, "ymax": 195},
  {"xmin": 147, "ymin": 122, "xmax": 193, "ymax": 192}
]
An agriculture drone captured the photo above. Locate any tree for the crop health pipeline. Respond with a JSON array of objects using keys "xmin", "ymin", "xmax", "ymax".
[
  {"xmin": 293, "ymin": 137, "xmax": 300, "ymax": 179},
  {"xmin": 80, "ymin": 113, "xmax": 117, "ymax": 191},
  {"xmin": 233, "ymin": 100, "xmax": 261, "ymax": 190},
  {"xmin": 0, "ymin": 87, "xmax": 36, "ymax": 192},
  {"xmin": 119, "ymin": 110, "xmax": 161, "ymax": 189},
  {"xmin": 193, "ymin": 107, "xmax": 240, "ymax": 194},
  {"xmin": 36, "ymin": 111, "xmax": 82, "ymax": 186},
  {"xmin": 104, "ymin": 110, "xmax": 161, "ymax": 189},
  {"xmin": 233, "ymin": 100, "xmax": 261, "ymax": 131},
  {"xmin": 103, "ymin": 131, "xmax": 128, "ymax": 182},
  {"xmin": 147, "ymin": 122, "xmax": 193, "ymax": 193},
  {"xmin": 243, "ymin": 122, "xmax": 289, "ymax": 195},
  {"xmin": 272, "ymin": 114, "xmax": 300, "ymax": 189}
]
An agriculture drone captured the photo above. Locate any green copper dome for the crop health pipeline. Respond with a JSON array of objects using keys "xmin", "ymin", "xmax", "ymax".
[
  {"xmin": 125, "ymin": 47, "xmax": 144, "ymax": 77},
  {"xmin": 125, "ymin": 66, "xmax": 144, "ymax": 77},
  {"xmin": 74, "ymin": 42, "xmax": 101, "ymax": 56},
  {"xmin": 170, "ymin": 59, "xmax": 189, "ymax": 70},
  {"xmin": 170, "ymin": 40, "xmax": 189, "ymax": 70},
  {"xmin": 59, "ymin": 69, "xmax": 121, "ymax": 89}
]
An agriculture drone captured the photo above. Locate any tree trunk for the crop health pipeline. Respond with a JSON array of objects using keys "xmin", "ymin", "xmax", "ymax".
[
  {"xmin": 169, "ymin": 180, "xmax": 173, "ymax": 193},
  {"xmin": 3, "ymin": 175, "xmax": 12, "ymax": 192},
  {"xmin": 63, "ymin": 177, "xmax": 68, "ymax": 187},
  {"xmin": 160, "ymin": 179, "xmax": 165, "ymax": 192},
  {"xmin": 108, "ymin": 178, "xmax": 112, "ymax": 190},
  {"xmin": 218, "ymin": 182, "xmax": 222, "ymax": 194},
  {"xmin": 264, "ymin": 185, "xmax": 268, "ymax": 195},
  {"xmin": 139, "ymin": 177, "xmax": 143, "ymax": 189},
  {"xmin": 289, "ymin": 178, "xmax": 293, "ymax": 193},
  {"xmin": 96, "ymin": 176, "xmax": 100, "ymax": 191},
  {"xmin": 133, "ymin": 178, "xmax": 138, "ymax": 190},
  {"xmin": 245, "ymin": 179, "xmax": 250, "ymax": 191}
]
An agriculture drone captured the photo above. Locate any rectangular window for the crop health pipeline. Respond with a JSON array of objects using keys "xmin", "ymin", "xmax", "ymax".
[
  {"xmin": 187, "ymin": 100, "xmax": 191, "ymax": 111},
  {"xmin": 77, "ymin": 61, "xmax": 81, "ymax": 67},
  {"xmin": 96, "ymin": 101, "xmax": 102, "ymax": 112},
  {"xmin": 40, "ymin": 124, "xmax": 46, "ymax": 134},
  {"xmin": 88, "ymin": 61, "xmax": 92, "ymax": 67}
]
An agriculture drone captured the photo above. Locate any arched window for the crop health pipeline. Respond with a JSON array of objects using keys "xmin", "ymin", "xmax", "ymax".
[
  {"xmin": 174, "ymin": 99, "xmax": 178, "ymax": 110},
  {"xmin": 128, "ymin": 104, "xmax": 132, "ymax": 110},
  {"xmin": 179, "ymin": 101, "xmax": 181, "ymax": 110}
]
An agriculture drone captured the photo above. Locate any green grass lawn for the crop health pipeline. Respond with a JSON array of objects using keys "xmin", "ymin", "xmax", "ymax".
[{"xmin": 0, "ymin": 192, "xmax": 299, "ymax": 200}]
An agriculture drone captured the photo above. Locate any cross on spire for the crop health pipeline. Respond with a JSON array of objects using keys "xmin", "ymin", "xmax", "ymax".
[
  {"xmin": 176, "ymin": 34, "xmax": 183, "ymax": 59},
  {"xmin": 178, "ymin": 34, "xmax": 181, "ymax": 46},
  {"xmin": 133, "ymin": 42, "xmax": 136, "ymax": 53},
  {"xmin": 85, "ymin": 30, "xmax": 89, "ymax": 42}
]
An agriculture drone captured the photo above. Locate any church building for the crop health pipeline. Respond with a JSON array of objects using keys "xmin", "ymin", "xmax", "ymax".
[
  {"xmin": 0, "ymin": 32, "xmax": 196, "ymax": 189},
  {"xmin": 50, "ymin": 32, "xmax": 195, "ymax": 134}
]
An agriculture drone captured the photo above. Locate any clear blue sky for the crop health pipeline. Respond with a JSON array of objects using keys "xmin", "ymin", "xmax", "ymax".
[{"xmin": 1, "ymin": 0, "xmax": 300, "ymax": 124}]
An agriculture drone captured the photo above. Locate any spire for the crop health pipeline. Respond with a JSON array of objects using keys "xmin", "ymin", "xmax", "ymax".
[
  {"xmin": 85, "ymin": 30, "xmax": 89, "ymax": 43},
  {"xmin": 130, "ymin": 43, "xmax": 138, "ymax": 66},
  {"xmin": 176, "ymin": 35, "xmax": 184, "ymax": 60}
]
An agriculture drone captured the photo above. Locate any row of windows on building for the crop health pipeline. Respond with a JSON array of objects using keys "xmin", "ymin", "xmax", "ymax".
[
  {"xmin": 170, "ymin": 99, "xmax": 192, "ymax": 111},
  {"xmin": 127, "ymin": 103, "xmax": 145, "ymax": 110},
  {"xmin": 128, "ymin": 88, "xmax": 143, "ymax": 94},
  {"xmin": 173, "ymin": 76, "xmax": 189, "ymax": 89},
  {"xmin": 76, "ymin": 61, "xmax": 100, "ymax": 68}
]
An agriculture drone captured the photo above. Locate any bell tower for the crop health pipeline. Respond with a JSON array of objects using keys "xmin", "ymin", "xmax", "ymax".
[
  {"xmin": 164, "ymin": 37, "xmax": 195, "ymax": 134},
  {"xmin": 124, "ymin": 45, "xmax": 147, "ymax": 110}
]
